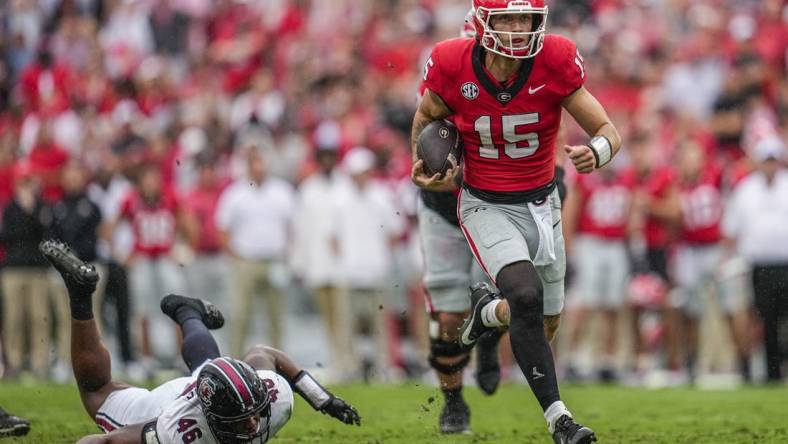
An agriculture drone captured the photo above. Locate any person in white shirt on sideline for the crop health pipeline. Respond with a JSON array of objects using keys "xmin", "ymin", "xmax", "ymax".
[
  {"xmin": 216, "ymin": 148, "xmax": 296, "ymax": 356},
  {"xmin": 291, "ymin": 141, "xmax": 354, "ymax": 379},
  {"xmin": 332, "ymin": 147, "xmax": 405, "ymax": 381},
  {"xmin": 722, "ymin": 135, "xmax": 788, "ymax": 383}
]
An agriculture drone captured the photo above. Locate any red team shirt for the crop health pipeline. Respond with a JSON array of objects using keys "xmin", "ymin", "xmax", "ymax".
[
  {"xmin": 622, "ymin": 167, "xmax": 675, "ymax": 249},
  {"xmin": 422, "ymin": 35, "xmax": 585, "ymax": 193},
  {"xmin": 678, "ymin": 164, "xmax": 723, "ymax": 245},
  {"xmin": 575, "ymin": 172, "xmax": 633, "ymax": 240},
  {"xmin": 120, "ymin": 191, "xmax": 180, "ymax": 257}
]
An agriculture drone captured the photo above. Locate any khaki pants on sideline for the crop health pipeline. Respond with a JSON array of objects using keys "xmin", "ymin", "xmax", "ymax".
[
  {"xmin": 49, "ymin": 263, "xmax": 108, "ymax": 365},
  {"xmin": 230, "ymin": 258, "xmax": 284, "ymax": 357},
  {"xmin": 314, "ymin": 285, "xmax": 354, "ymax": 374},
  {"xmin": 1, "ymin": 268, "xmax": 50, "ymax": 378},
  {"xmin": 347, "ymin": 287, "xmax": 390, "ymax": 379}
]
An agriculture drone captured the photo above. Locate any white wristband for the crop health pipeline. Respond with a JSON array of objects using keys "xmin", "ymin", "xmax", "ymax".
[
  {"xmin": 588, "ymin": 135, "xmax": 613, "ymax": 168},
  {"xmin": 293, "ymin": 371, "xmax": 332, "ymax": 410}
]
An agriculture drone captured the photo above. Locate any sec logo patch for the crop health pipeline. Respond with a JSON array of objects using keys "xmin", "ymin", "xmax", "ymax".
[{"xmin": 461, "ymin": 82, "xmax": 479, "ymax": 100}]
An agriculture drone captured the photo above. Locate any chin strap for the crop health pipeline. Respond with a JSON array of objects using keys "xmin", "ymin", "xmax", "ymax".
[{"xmin": 292, "ymin": 370, "xmax": 332, "ymax": 410}]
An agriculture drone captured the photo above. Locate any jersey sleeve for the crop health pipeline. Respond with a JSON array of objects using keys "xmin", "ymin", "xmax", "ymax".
[
  {"xmin": 552, "ymin": 36, "xmax": 586, "ymax": 97},
  {"xmin": 421, "ymin": 44, "xmax": 452, "ymax": 105}
]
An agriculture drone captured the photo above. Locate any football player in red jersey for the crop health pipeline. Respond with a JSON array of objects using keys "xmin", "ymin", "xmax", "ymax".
[
  {"xmin": 562, "ymin": 164, "xmax": 634, "ymax": 382},
  {"xmin": 103, "ymin": 164, "xmax": 193, "ymax": 374},
  {"xmin": 623, "ymin": 132, "xmax": 680, "ymax": 372},
  {"xmin": 411, "ymin": 1, "xmax": 620, "ymax": 442},
  {"xmin": 666, "ymin": 141, "xmax": 751, "ymax": 382}
]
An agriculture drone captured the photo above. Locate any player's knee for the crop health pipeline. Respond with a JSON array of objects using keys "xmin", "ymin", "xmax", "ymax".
[
  {"xmin": 429, "ymin": 338, "xmax": 470, "ymax": 374},
  {"xmin": 436, "ymin": 312, "xmax": 465, "ymax": 341},
  {"xmin": 498, "ymin": 262, "xmax": 543, "ymax": 325}
]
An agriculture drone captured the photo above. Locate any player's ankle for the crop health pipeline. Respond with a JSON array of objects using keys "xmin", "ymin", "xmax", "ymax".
[
  {"xmin": 544, "ymin": 400, "xmax": 571, "ymax": 433},
  {"xmin": 442, "ymin": 386, "xmax": 464, "ymax": 404},
  {"xmin": 481, "ymin": 300, "xmax": 504, "ymax": 327}
]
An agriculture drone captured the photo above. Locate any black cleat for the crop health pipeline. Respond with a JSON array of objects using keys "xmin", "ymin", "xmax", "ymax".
[
  {"xmin": 161, "ymin": 294, "xmax": 224, "ymax": 330},
  {"xmin": 552, "ymin": 415, "xmax": 597, "ymax": 444},
  {"xmin": 0, "ymin": 408, "xmax": 30, "ymax": 437},
  {"xmin": 439, "ymin": 398, "xmax": 471, "ymax": 434},
  {"xmin": 458, "ymin": 282, "xmax": 500, "ymax": 350},
  {"xmin": 39, "ymin": 240, "xmax": 99, "ymax": 289},
  {"xmin": 475, "ymin": 328, "xmax": 503, "ymax": 395}
]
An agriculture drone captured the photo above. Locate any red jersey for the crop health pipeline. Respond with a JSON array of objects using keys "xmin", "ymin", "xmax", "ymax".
[
  {"xmin": 623, "ymin": 167, "xmax": 675, "ymax": 249},
  {"xmin": 120, "ymin": 191, "xmax": 179, "ymax": 257},
  {"xmin": 576, "ymin": 171, "xmax": 633, "ymax": 240},
  {"xmin": 183, "ymin": 184, "xmax": 225, "ymax": 253},
  {"xmin": 422, "ymin": 35, "xmax": 585, "ymax": 193},
  {"xmin": 678, "ymin": 165, "xmax": 723, "ymax": 244}
]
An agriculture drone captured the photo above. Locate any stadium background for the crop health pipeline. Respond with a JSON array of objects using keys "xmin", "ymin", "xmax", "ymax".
[{"xmin": 0, "ymin": 0, "xmax": 786, "ymax": 442}]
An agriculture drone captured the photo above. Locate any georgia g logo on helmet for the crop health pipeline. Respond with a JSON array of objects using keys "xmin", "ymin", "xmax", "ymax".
[{"xmin": 472, "ymin": 0, "xmax": 548, "ymax": 59}]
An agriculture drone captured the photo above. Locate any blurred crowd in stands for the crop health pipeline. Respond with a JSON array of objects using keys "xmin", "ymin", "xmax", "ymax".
[{"xmin": 0, "ymin": 0, "xmax": 786, "ymax": 386}]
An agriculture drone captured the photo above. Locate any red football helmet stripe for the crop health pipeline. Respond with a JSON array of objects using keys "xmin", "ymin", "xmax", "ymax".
[{"xmin": 212, "ymin": 358, "xmax": 255, "ymax": 410}]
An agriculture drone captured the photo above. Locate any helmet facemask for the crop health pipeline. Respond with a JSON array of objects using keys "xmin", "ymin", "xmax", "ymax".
[
  {"xmin": 205, "ymin": 402, "xmax": 272, "ymax": 443},
  {"xmin": 475, "ymin": 2, "xmax": 548, "ymax": 59}
]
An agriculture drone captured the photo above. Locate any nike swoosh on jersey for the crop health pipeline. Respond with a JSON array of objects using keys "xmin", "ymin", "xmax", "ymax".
[{"xmin": 528, "ymin": 84, "xmax": 546, "ymax": 94}]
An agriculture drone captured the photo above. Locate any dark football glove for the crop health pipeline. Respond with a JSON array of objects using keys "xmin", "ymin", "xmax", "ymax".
[{"xmin": 320, "ymin": 397, "xmax": 361, "ymax": 426}]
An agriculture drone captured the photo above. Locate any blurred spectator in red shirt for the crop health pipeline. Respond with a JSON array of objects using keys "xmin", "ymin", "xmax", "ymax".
[
  {"xmin": 19, "ymin": 49, "xmax": 71, "ymax": 114},
  {"xmin": 27, "ymin": 120, "xmax": 69, "ymax": 202}
]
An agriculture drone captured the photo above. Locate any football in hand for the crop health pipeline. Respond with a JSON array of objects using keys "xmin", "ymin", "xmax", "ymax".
[{"xmin": 416, "ymin": 119, "xmax": 462, "ymax": 177}]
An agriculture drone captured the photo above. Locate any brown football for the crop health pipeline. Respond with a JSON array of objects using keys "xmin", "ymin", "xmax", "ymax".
[{"xmin": 417, "ymin": 119, "xmax": 463, "ymax": 177}]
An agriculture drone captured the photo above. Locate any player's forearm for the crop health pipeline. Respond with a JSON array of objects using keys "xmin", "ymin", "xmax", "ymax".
[
  {"xmin": 267, "ymin": 346, "xmax": 302, "ymax": 381},
  {"xmin": 593, "ymin": 121, "xmax": 622, "ymax": 158},
  {"xmin": 77, "ymin": 435, "xmax": 109, "ymax": 444},
  {"xmin": 647, "ymin": 190, "xmax": 681, "ymax": 223},
  {"xmin": 411, "ymin": 89, "xmax": 451, "ymax": 162},
  {"xmin": 411, "ymin": 109, "xmax": 435, "ymax": 162}
]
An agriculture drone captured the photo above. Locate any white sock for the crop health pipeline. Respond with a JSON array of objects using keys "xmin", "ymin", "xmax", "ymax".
[
  {"xmin": 544, "ymin": 400, "xmax": 571, "ymax": 433},
  {"xmin": 481, "ymin": 299, "xmax": 504, "ymax": 327}
]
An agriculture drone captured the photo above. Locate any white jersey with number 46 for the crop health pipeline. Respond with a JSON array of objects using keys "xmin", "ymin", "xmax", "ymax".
[{"xmin": 154, "ymin": 370, "xmax": 293, "ymax": 444}]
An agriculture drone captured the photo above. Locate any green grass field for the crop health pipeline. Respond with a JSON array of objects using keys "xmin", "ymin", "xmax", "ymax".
[{"xmin": 1, "ymin": 383, "xmax": 787, "ymax": 443}]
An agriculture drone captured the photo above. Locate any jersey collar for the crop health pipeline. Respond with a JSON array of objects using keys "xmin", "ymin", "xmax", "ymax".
[{"xmin": 472, "ymin": 41, "xmax": 535, "ymax": 106}]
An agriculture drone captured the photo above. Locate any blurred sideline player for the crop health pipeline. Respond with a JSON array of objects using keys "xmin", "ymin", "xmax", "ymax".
[
  {"xmin": 415, "ymin": 9, "xmax": 503, "ymax": 434},
  {"xmin": 40, "ymin": 240, "xmax": 359, "ymax": 444},
  {"xmin": 562, "ymin": 160, "xmax": 632, "ymax": 382},
  {"xmin": 412, "ymin": 1, "xmax": 621, "ymax": 442},
  {"xmin": 666, "ymin": 141, "xmax": 751, "ymax": 381},
  {"xmin": 624, "ymin": 132, "xmax": 680, "ymax": 372}
]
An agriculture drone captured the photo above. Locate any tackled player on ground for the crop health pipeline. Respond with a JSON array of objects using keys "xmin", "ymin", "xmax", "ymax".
[{"xmin": 39, "ymin": 239, "xmax": 360, "ymax": 444}]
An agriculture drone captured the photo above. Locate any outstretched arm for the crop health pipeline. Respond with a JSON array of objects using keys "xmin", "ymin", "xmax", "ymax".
[
  {"xmin": 562, "ymin": 86, "xmax": 622, "ymax": 174},
  {"xmin": 244, "ymin": 345, "xmax": 361, "ymax": 426},
  {"xmin": 76, "ymin": 421, "xmax": 152, "ymax": 444}
]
